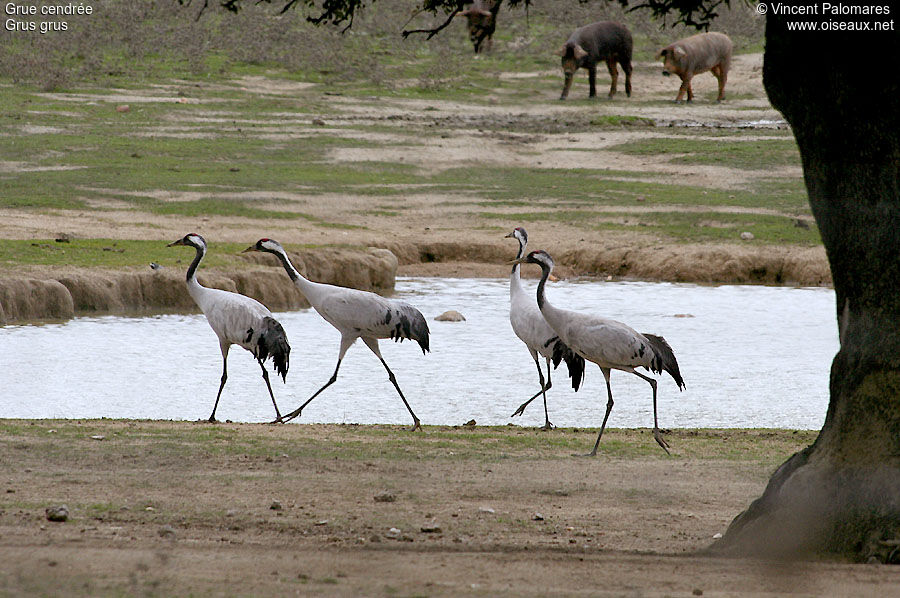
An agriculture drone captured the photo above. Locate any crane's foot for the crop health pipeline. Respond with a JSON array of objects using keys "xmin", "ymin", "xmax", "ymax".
[
  {"xmin": 510, "ymin": 404, "xmax": 527, "ymax": 418},
  {"xmin": 653, "ymin": 428, "xmax": 671, "ymax": 455},
  {"xmin": 276, "ymin": 408, "xmax": 302, "ymax": 424},
  {"xmin": 572, "ymin": 450, "xmax": 598, "ymax": 457},
  {"xmin": 206, "ymin": 416, "xmax": 218, "ymax": 424},
  {"xmin": 540, "ymin": 421, "xmax": 554, "ymax": 431},
  {"xmin": 408, "ymin": 418, "xmax": 422, "ymax": 432}
]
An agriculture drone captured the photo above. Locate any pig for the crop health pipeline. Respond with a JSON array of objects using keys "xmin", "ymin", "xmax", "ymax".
[
  {"xmin": 458, "ymin": 0, "xmax": 502, "ymax": 54},
  {"xmin": 558, "ymin": 21, "xmax": 633, "ymax": 100},
  {"xmin": 657, "ymin": 32, "xmax": 733, "ymax": 103}
]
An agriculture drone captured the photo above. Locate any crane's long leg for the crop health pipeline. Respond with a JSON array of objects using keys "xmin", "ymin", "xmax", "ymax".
[
  {"xmin": 363, "ymin": 337, "xmax": 421, "ymax": 431},
  {"xmin": 581, "ymin": 367, "xmax": 614, "ymax": 457},
  {"xmin": 279, "ymin": 335, "xmax": 355, "ymax": 424},
  {"xmin": 209, "ymin": 342, "xmax": 230, "ymax": 423},
  {"xmin": 540, "ymin": 358, "xmax": 553, "ymax": 430},
  {"xmin": 633, "ymin": 370, "xmax": 670, "ymax": 455},
  {"xmin": 257, "ymin": 358, "xmax": 284, "ymax": 423},
  {"xmin": 510, "ymin": 352, "xmax": 553, "ymax": 427}
]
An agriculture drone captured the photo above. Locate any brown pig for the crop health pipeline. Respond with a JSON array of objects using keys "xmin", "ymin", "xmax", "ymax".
[
  {"xmin": 558, "ymin": 21, "xmax": 633, "ymax": 100},
  {"xmin": 458, "ymin": 0, "xmax": 502, "ymax": 54},
  {"xmin": 658, "ymin": 32, "xmax": 733, "ymax": 103}
]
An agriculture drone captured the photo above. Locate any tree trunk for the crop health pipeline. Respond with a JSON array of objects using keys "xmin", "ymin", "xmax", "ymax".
[{"xmin": 714, "ymin": 16, "xmax": 900, "ymax": 560}]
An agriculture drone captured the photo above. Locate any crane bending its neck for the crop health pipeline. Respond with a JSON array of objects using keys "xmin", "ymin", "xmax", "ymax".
[{"xmin": 185, "ymin": 241, "xmax": 206, "ymax": 284}]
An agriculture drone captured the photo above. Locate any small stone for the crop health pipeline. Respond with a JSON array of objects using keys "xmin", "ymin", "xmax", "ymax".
[
  {"xmin": 54, "ymin": 233, "xmax": 70, "ymax": 243},
  {"xmin": 692, "ymin": 589, "xmax": 703, "ymax": 596},
  {"xmin": 374, "ymin": 491, "xmax": 396, "ymax": 503},
  {"xmin": 90, "ymin": 435, "xmax": 104, "ymax": 441},
  {"xmin": 369, "ymin": 533, "xmax": 381, "ymax": 543},
  {"xmin": 740, "ymin": 231, "xmax": 755, "ymax": 241},
  {"xmin": 533, "ymin": 513, "xmax": 544, "ymax": 521},
  {"xmin": 311, "ymin": 118, "xmax": 326, "ymax": 126},
  {"xmin": 478, "ymin": 507, "xmax": 495, "ymax": 514},
  {"xmin": 385, "ymin": 527, "xmax": 401, "ymax": 539},
  {"xmin": 145, "ymin": 506, "xmax": 155, "ymax": 511},
  {"xmin": 115, "ymin": 105, "xmax": 130, "ymax": 113},
  {"xmin": 45, "ymin": 505, "xmax": 68, "ymax": 522},
  {"xmin": 158, "ymin": 524, "xmax": 176, "ymax": 539},
  {"xmin": 712, "ymin": 532, "xmax": 723, "ymax": 539},
  {"xmin": 435, "ymin": 310, "xmax": 466, "ymax": 322},
  {"xmin": 314, "ymin": 520, "xmax": 329, "ymax": 526},
  {"xmin": 270, "ymin": 500, "xmax": 283, "ymax": 511},
  {"xmin": 420, "ymin": 522, "xmax": 442, "ymax": 533}
]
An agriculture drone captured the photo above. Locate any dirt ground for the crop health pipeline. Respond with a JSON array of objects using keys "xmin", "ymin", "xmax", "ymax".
[{"xmin": 1, "ymin": 422, "xmax": 897, "ymax": 597}]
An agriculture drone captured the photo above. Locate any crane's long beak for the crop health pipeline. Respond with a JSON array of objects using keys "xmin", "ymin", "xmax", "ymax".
[
  {"xmin": 507, "ymin": 256, "xmax": 527, "ymax": 265},
  {"xmin": 167, "ymin": 239, "xmax": 184, "ymax": 247},
  {"xmin": 241, "ymin": 246, "xmax": 258, "ymax": 253},
  {"xmin": 504, "ymin": 231, "xmax": 515, "ymax": 238}
]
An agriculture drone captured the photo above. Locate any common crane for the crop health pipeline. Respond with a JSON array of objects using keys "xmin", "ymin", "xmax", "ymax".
[
  {"xmin": 511, "ymin": 249, "xmax": 685, "ymax": 455},
  {"xmin": 167, "ymin": 233, "xmax": 290, "ymax": 423},
  {"xmin": 244, "ymin": 239, "xmax": 429, "ymax": 430},
  {"xmin": 506, "ymin": 227, "xmax": 584, "ymax": 429}
]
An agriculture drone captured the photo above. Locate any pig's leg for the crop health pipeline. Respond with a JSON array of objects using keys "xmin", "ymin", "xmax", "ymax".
[
  {"xmin": 606, "ymin": 59, "xmax": 618, "ymax": 98},
  {"xmin": 675, "ymin": 74, "xmax": 692, "ymax": 103},
  {"xmin": 588, "ymin": 65, "xmax": 597, "ymax": 98},
  {"xmin": 622, "ymin": 60, "xmax": 633, "ymax": 98},
  {"xmin": 713, "ymin": 64, "xmax": 728, "ymax": 102},
  {"xmin": 560, "ymin": 71, "xmax": 573, "ymax": 100}
]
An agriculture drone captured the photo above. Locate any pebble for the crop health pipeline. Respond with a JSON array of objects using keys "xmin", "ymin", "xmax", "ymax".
[
  {"xmin": 478, "ymin": 506, "xmax": 495, "ymax": 514},
  {"xmin": 420, "ymin": 522, "xmax": 442, "ymax": 533},
  {"xmin": 270, "ymin": 500, "xmax": 283, "ymax": 511},
  {"xmin": 115, "ymin": 105, "xmax": 129, "ymax": 113},
  {"xmin": 45, "ymin": 505, "xmax": 68, "ymax": 522},
  {"xmin": 435, "ymin": 310, "xmax": 466, "ymax": 322},
  {"xmin": 374, "ymin": 491, "xmax": 396, "ymax": 503},
  {"xmin": 740, "ymin": 231, "xmax": 755, "ymax": 241},
  {"xmin": 385, "ymin": 527, "xmax": 401, "ymax": 539},
  {"xmin": 533, "ymin": 513, "xmax": 544, "ymax": 521},
  {"xmin": 158, "ymin": 525, "xmax": 176, "ymax": 539}
]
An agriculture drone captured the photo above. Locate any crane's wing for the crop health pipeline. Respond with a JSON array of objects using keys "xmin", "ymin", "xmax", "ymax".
[
  {"xmin": 314, "ymin": 288, "xmax": 430, "ymax": 353},
  {"xmin": 562, "ymin": 315, "xmax": 655, "ymax": 371}
]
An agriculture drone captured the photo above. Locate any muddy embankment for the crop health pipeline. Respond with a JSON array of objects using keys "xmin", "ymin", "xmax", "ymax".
[
  {"xmin": 0, "ymin": 247, "xmax": 397, "ymax": 325},
  {"xmin": 1, "ymin": 242, "xmax": 831, "ymax": 324},
  {"xmin": 383, "ymin": 240, "xmax": 832, "ymax": 286}
]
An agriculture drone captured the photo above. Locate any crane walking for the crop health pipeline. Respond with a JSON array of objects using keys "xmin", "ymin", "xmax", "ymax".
[
  {"xmin": 511, "ymin": 249, "xmax": 684, "ymax": 455},
  {"xmin": 505, "ymin": 227, "xmax": 584, "ymax": 430},
  {"xmin": 244, "ymin": 239, "xmax": 429, "ymax": 430},
  {"xmin": 167, "ymin": 233, "xmax": 290, "ymax": 423}
]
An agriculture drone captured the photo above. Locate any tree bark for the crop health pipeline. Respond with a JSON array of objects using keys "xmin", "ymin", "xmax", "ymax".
[{"xmin": 714, "ymin": 15, "xmax": 900, "ymax": 560}]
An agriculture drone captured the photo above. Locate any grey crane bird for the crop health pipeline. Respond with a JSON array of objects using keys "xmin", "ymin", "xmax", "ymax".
[
  {"xmin": 244, "ymin": 238, "xmax": 429, "ymax": 430},
  {"xmin": 511, "ymin": 249, "xmax": 685, "ymax": 455},
  {"xmin": 505, "ymin": 227, "xmax": 584, "ymax": 430},
  {"xmin": 168, "ymin": 233, "xmax": 290, "ymax": 423}
]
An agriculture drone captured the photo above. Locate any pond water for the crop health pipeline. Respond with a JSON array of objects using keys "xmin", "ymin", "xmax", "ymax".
[{"xmin": 0, "ymin": 277, "xmax": 838, "ymax": 430}]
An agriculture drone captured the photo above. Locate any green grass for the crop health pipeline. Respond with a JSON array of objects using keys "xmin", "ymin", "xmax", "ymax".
[
  {"xmin": 0, "ymin": 238, "xmax": 326, "ymax": 269},
  {"xmin": 608, "ymin": 137, "xmax": 802, "ymax": 170},
  {"xmin": 0, "ymin": 420, "xmax": 816, "ymax": 463}
]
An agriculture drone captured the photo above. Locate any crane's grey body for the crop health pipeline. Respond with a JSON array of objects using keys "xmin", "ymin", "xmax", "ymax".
[
  {"xmin": 512, "ymin": 249, "xmax": 684, "ymax": 455},
  {"xmin": 506, "ymin": 228, "xmax": 584, "ymax": 428},
  {"xmin": 168, "ymin": 234, "xmax": 290, "ymax": 423},
  {"xmin": 246, "ymin": 239, "xmax": 428, "ymax": 429}
]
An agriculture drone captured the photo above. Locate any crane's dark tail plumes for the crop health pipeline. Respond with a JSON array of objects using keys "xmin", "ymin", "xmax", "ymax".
[
  {"xmin": 642, "ymin": 333, "xmax": 685, "ymax": 390},
  {"xmin": 389, "ymin": 303, "xmax": 431, "ymax": 354},
  {"xmin": 256, "ymin": 317, "xmax": 290, "ymax": 382},
  {"xmin": 549, "ymin": 337, "xmax": 586, "ymax": 392}
]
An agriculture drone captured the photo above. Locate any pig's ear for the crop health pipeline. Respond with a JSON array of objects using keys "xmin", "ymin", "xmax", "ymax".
[
  {"xmin": 673, "ymin": 45, "xmax": 687, "ymax": 58},
  {"xmin": 573, "ymin": 45, "xmax": 588, "ymax": 60},
  {"xmin": 657, "ymin": 48, "xmax": 668, "ymax": 59},
  {"xmin": 556, "ymin": 45, "xmax": 568, "ymax": 57}
]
